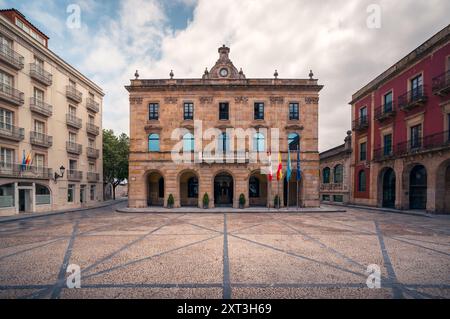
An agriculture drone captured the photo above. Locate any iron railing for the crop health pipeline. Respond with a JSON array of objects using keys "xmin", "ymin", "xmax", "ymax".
[
  {"xmin": 432, "ymin": 70, "xmax": 450, "ymax": 95},
  {"xmin": 374, "ymin": 130, "xmax": 450, "ymax": 161},
  {"xmin": 66, "ymin": 85, "xmax": 82, "ymax": 103},
  {"xmin": 86, "ymin": 98, "xmax": 99, "ymax": 113},
  {"xmin": 374, "ymin": 101, "xmax": 396, "ymax": 121},
  {"xmin": 0, "ymin": 83, "xmax": 24, "ymax": 105},
  {"xmin": 0, "ymin": 122, "xmax": 24, "ymax": 141},
  {"xmin": 66, "ymin": 141, "xmax": 82, "ymax": 155},
  {"xmin": 67, "ymin": 169, "xmax": 82, "ymax": 181},
  {"xmin": 352, "ymin": 116, "xmax": 369, "ymax": 131},
  {"xmin": 398, "ymin": 85, "xmax": 427, "ymax": 111},
  {"xmin": 0, "ymin": 162, "xmax": 52, "ymax": 179},
  {"xmin": 30, "ymin": 97, "xmax": 52, "ymax": 117},
  {"xmin": 66, "ymin": 113, "xmax": 82, "ymax": 129},
  {"xmin": 0, "ymin": 43, "xmax": 24, "ymax": 69},
  {"xmin": 29, "ymin": 63, "xmax": 52, "ymax": 86},
  {"xmin": 30, "ymin": 131, "xmax": 53, "ymax": 148},
  {"xmin": 86, "ymin": 123, "xmax": 99, "ymax": 135},
  {"xmin": 86, "ymin": 147, "xmax": 100, "ymax": 159}
]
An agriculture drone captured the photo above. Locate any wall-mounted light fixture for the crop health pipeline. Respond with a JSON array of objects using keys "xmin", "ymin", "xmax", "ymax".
[{"xmin": 54, "ymin": 166, "xmax": 65, "ymax": 182}]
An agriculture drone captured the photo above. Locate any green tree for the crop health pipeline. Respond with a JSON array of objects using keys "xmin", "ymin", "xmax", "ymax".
[{"xmin": 103, "ymin": 129, "xmax": 129, "ymax": 200}]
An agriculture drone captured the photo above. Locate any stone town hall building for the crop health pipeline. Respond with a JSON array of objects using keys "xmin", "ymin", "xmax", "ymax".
[{"xmin": 126, "ymin": 46, "xmax": 322, "ymax": 209}]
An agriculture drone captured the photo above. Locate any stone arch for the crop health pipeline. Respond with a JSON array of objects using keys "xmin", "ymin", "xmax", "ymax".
[
  {"xmin": 377, "ymin": 166, "xmax": 396, "ymax": 208},
  {"xmin": 402, "ymin": 163, "xmax": 428, "ymax": 210},
  {"xmin": 435, "ymin": 158, "xmax": 450, "ymax": 214},
  {"xmin": 213, "ymin": 169, "xmax": 235, "ymax": 207},
  {"xmin": 248, "ymin": 169, "xmax": 268, "ymax": 207},
  {"xmin": 145, "ymin": 169, "xmax": 165, "ymax": 207},
  {"xmin": 177, "ymin": 169, "xmax": 200, "ymax": 207}
]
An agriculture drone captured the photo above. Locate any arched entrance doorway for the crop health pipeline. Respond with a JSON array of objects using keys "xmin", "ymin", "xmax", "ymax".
[
  {"xmin": 409, "ymin": 165, "xmax": 427, "ymax": 210},
  {"xmin": 147, "ymin": 171, "xmax": 164, "ymax": 207},
  {"xmin": 179, "ymin": 171, "xmax": 199, "ymax": 207},
  {"xmin": 214, "ymin": 173, "xmax": 233, "ymax": 207},
  {"xmin": 249, "ymin": 171, "xmax": 267, "ymax": 207},
  {"xmin": 283, "ymin": 171, "xmax": 300, "ymax": 207},
  {"xmin": 381, "ymin": 168, "xmax": 396, "ymax": 208}
]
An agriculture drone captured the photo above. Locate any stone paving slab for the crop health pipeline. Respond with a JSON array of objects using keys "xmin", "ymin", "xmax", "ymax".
[{"xmin": 0, "ymin": 201, "xmax": 449, "ymax": 299}]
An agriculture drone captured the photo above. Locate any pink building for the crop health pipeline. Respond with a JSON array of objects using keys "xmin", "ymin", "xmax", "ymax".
[{"xmin": 349, "ymin": 25, "xmax": 450, "ymax": 213}]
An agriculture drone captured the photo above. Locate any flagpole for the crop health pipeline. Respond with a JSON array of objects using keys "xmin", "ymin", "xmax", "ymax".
[
  {"xmin": 297, "ymin": 145, "xmax": 299, "ymax": 210},
  {"xmin": 277, "ymin": 179, "xmax": 280, "ymax": 210}
]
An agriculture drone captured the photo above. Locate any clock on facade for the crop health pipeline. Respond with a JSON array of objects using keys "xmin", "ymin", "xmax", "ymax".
[{"xmin": 219, "ymin": 68, "xmax": 229, "ymax": 77}]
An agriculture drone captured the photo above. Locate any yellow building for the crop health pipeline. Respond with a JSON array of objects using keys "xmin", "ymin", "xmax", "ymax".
[
  {"xmin": 0, "ymin": 9, "xmax": 104, "ymax": 216},
  {"xmin": 126, "ymin": 45, "xmax": 322, "ymax": 209}
]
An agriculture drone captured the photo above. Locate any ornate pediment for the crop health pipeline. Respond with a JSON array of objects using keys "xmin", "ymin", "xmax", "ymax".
[{"xmin": 202, "ymin": 45, "xmax": 246, "ymax": 80}]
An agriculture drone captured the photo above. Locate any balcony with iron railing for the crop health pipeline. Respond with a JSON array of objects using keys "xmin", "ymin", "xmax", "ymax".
[
  {"xmin": 67, "ymin": 169, "xmax": 82, "ymax": 181},
  {"xmin": 352, "ymin": 116, "xmax": 369, "ymax": 132},
  {"xmin": 0, "ymin": 122, "xmax": 24, "ymax": 142},
  {"xmin": 398, "ymin": 85, "xmax": 428, "ymax": 111},
  {"xmin": 86, "ymin": 147, "xmax": 100, "ymax": 159},
  {"xmin": 87, "ymin": 172, "xmax": 100, "ymax": 182},
  {"xmin": 86, "ymin": 98, "xmax": 99, "ymax": 113},
  {"xmin": 374, "ymin": 102, "xmax": 396, "ymax": 122},
  {"xmin": 0, "ymin": 162, "xmax": 52, "ymax": 179},
  {"xmin": 373, "ymin": 130, "xmax": 450, "ymax": 161},
  {"xmin": 29, "ymin": 63, "xmax": 53, "ymax": 86},
  {"xmin": 66, "ymin": 85, "xmax": 82, "ymax": 103},
  {"xmin": 30, "ymin": 131, "xmax": 53, "ymax": 148},
  {"xmin": 0, "ymin": 43, "xmax": 24, "ymax": 70},
  {"xmin": 66, "ymin": 113, "xmax": 82, "ymax": 129},
  {"xmin": 0, "ymin": 83, "xmax": 24, "ymax": 106},
  {"xmin": 86, "ymin": 122, "xmax": 99, "ymax": 136},
  {"xmin": 432, "ymin": 70, "xmax": 450, "ymax": 96},
  {"xmin": 66, "ymin": 141, "xmax": 82, "ymax": 155},
  {"xmin": 30, "ymin": 97, "xmax": 52, "ymax": 117}
]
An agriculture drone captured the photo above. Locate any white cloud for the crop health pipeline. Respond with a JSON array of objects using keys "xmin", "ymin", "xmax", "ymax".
[{"xmin": 49, "ymin": 0, "xmax": 449, "ymax": 151}]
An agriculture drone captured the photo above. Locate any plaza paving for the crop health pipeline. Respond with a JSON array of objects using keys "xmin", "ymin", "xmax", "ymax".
[{"xmin": 0, "ymin": 201, "xmax": 449, "ymax": 299}]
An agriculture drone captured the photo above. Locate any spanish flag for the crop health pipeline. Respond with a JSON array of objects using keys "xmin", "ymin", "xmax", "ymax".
[{"xmin": 276, "ymin": 152, "xmax": 283, "ymax": 181}]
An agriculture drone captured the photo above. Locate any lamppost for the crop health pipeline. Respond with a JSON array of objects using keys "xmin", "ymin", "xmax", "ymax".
[{"xmin": 54, "ymin": 166, "xmax": 65, "ymax": 182}]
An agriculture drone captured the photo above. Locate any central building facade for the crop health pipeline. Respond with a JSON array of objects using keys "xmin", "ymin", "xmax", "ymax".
[{"xmin": 126, "ymin": 46, "xmax": 322, "ymax": 209}]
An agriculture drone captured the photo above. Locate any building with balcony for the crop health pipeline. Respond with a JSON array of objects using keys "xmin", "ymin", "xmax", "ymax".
[
  {"xmin": 0, "ymin": 9, "xmax": 104, "ymax": 216},
  {"xmin": 349, "ymin": 24, "xmax": 450, "ymax": 213},
  {"xmin": 319, "ymin": 131, "xmax": 352, "ymax": 204},
  {"xmin": 126, "ymin": 45, "xmax": 322, "ymax": 208}
]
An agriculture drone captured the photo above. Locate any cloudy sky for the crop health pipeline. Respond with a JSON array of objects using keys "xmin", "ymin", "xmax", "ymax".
[{"xmin": 1, "ymin": 0, "xmax": 449, "ymax": 151}]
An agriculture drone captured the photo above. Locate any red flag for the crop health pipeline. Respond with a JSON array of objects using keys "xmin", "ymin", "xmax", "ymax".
[
  {"xmin": 276, "ymin": 152, "xmax": 283, "ymax": 181},
  {"xmin": 267, "ymin": 151, "xmax": 273, "ymax": 182}
]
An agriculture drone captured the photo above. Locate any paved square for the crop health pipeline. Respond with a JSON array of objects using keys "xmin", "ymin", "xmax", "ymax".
[{"xmin": 0, "ymin": 202, "xmax": 449, "ymax": 299}]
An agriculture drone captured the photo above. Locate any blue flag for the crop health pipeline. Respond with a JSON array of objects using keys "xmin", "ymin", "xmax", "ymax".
[
  {"xmin": 296, "ymin": 146, "xmax": 301, "ymax": 181},
  {"xmin": 286, "ymin": 148, "xmax": 292, "ymax": 181},
  {"xmin": 21, "ymin": 150, "xmax": 26, "ymax": 171}
]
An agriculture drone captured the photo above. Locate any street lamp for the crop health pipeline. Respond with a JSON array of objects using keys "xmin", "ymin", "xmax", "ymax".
[{"xmin": 54, "ymin": 165, "xmax": 65, "ymax": 182}]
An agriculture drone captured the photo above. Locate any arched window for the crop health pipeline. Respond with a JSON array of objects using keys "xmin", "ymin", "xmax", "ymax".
[
  {"xmin": 288, "ymin": 133, "xmax": 300, "ymax": 150},
  {"xmin": 334, "ymin": 164, "xmax": 343, "ymax": 183},
  {"xmin": 158, "ymin": 177, "xmax": 164, "ymax": 198},
  {"xmin": 148, "ymin": 133, "xmax": 160, "ymax": 152},
  {"xmin": 253, "ymin": 132, "xmax": 265, "ymax": 152},
  {"xmin": 187, "ymin": 177, "xmax": 198, "ymax": 198},
  {"xmin": 358, "ymin": 170, "xmax": 366, "ymax": 192},
  {"xmin": 183, "ymin": 132, "xmax": 194, "ymax": 152},
  {"xmin": 218, "ymin": 132, "xmax": 230, "ymax": 153},
  {"xmin": 323, "ymin": 167, "xmax": 330, "ymax": 184},
  {"xmin": 249, "ymin": 176, "xmax": 260, "ymax": 198}
]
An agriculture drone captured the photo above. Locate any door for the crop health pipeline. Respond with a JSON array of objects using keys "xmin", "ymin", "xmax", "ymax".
[
  {"xmin": 409, "ymin": 165, "xmax": 427, "ymax": 210},
  {"xmin": 19, "ymin": 189, "xmax": 31, "ymax": 213},
  {"xmin": 80, "ymin": 185, "xmax": 86, "ymax": 204},
  {"xmin": 382, "ymin": 168, "xmax": 396, "ymax": 208},
  {"xmin": 214, "ymin": 174, "xmax": 233, "ymax": 206}
]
